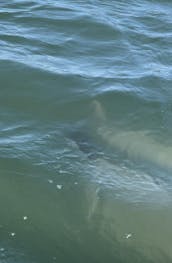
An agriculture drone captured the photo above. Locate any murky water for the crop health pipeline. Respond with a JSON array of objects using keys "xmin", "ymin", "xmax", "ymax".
[{"xmin": 1, "ymin": 0, "xmax": 172, "ymax": 262}]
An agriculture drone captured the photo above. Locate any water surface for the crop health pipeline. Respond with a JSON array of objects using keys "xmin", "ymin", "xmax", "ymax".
[{"xmin": 1, "ymin": 0, "xmax": 172, "ymax": 262}]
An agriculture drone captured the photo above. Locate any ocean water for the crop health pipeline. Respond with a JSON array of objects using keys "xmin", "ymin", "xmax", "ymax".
[{"xmin": 1, "ymin": 0, "xmax": 172, "ymax": 262}]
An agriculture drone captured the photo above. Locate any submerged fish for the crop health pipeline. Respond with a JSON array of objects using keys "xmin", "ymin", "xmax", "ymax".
[{"xmin": 92, "ymin": 100, "xmax": 172, "ymax": 172}]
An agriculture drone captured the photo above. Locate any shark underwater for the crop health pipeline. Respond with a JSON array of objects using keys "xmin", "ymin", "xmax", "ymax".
[
  {"xmin": 89, "ymin": 100, "xmax": 172, "ymax": 173},
  {"xmin": 67, "ymin": 100, "xmax": 172, "ymax": 204},
  {"xmin": 65, "ymin": 101, "xmax": 172, "ymax": 262},
  {"xmin": 1, "ymin": 103, "xmax": 172, "ymax": 263}
]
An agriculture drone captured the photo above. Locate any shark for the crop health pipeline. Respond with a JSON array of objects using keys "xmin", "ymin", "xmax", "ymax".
[
  {"xmin": 91, "ymin": 100, "xmax": 172, "ymax": 172},
  {"xmin": 0, "ymin": 102, "xmax": 172, "ymax": 263}
]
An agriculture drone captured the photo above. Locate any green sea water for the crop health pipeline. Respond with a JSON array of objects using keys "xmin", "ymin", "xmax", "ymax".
[{"xmin": 1, "ymin": 0, "xmax": 172, "ymax": 262}]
